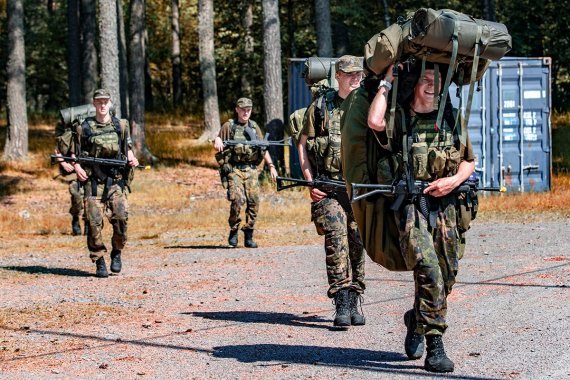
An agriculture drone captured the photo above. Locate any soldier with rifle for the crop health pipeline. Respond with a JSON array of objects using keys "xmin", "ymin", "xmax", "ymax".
[
  {"xmin": 68, "ymin": 89, "xmax": 139, "ymax": 278},
  {"xmin": 342, "ymin": 60, "xmax": 478, "ymax": 372},
  {"xmin": 297, "ymin": 55, "xmax": 367, "ymax": 329},
  {"xmin": 214, "ymin": 97, "xmax": 278, "ymax": 248}
]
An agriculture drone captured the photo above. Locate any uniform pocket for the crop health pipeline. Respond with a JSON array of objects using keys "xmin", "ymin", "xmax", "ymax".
[{"xmin": 412, "ymin": 142, "xmax": 430, "ymax": 180}]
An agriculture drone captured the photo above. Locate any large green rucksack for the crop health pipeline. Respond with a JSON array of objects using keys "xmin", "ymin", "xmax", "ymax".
[
  {"xmin": 365, "ymin": 8, "xmax": 511, "ymax": 139},
  {"xmin": 55, "ymin": 104, "xmax": 96, "ymax": 156}
]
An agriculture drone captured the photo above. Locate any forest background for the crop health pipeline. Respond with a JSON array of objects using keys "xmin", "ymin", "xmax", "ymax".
[{"xmin": 0, "ymin": 0, "xmax": 569, "ymax": 170}]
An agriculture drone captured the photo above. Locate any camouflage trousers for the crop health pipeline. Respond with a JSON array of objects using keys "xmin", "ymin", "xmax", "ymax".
[
  {"xmin": 311, "ymin": 194, "xmax": 365, "ymax": 298},
  {"xmin": 84, "ymin": 182, "xmax": 129, "ymax": 261},
  {"xmin": 398, "ymin": 199, "xmax": 460, "ymax": 336},
  {"xmin": 68, "ymin": 180, "xmax": 84, "ymax": 217},
  {"xmin": 227, "ymin": 166, "xmax": 259, "ymax": 231}
]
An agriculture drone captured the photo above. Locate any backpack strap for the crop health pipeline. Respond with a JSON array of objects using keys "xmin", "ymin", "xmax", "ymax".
[
  {"xmin": 461, "ymin": 24, "xmax": 483, "ymax": 146},
  {"xmin": 435, "ymin": 17, "xmax": 459, "ymax": 132},
  {"xmin": 386, "ymin": 64, "xmax": 399, "ymax": 139}
]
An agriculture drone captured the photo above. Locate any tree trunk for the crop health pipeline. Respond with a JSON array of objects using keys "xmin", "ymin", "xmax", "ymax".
[
  {"xmin": 117, "ymin": 0, "xmax": 129, "ymax": 117},
  {"xmin": 381, "ymin": 0, "xmax": 390, "ymax": 28},
  {"xmin": 67, "ymin": 0, "xmax": 82, "ymax": 106},
  {"xmin": 4, "ymin": 0, "xmax": 28, "ymax": 161},
  {"xmin": 98, "ymin": 0, "xmax": 122, "ymax": 117},
  {"xmin": 171, "ymin": 0, "xmax": 182, "ymax": 107},
  {"xmin": 129, "ymin": 0, "xmax": 156, "ymax": 164},
  {"xmin": 262, "ymin": 0, "xmax": 284, "ymax": 165},
  {"xmin": 240, "ymin": 0, "xmax": 253, "ymax": 97},
  {"xmin": 482, "ymin": 0, "xmax": 496, "ymax": 22},
  {"xmin": 334, "ymin": 21, "xmax": 349, "ymax": 57},
  {"xmin": 198, "ymin": 0, "xmax": 221, "ymax": 141},
  {"xmin": 81, "ymin": 0, "xmax": 98, "ymax": 103},
  {"xmin": 314, "ymin": 0, "xmax": 332, "ymax": 57},
  {"xmin": 287, "ymin": 0, "xmax": 297, "ymax": 58}
]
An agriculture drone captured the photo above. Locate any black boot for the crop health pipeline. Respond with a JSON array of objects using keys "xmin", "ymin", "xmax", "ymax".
[
  {"xmin": 348, "ymin": 290, "xmax": 366, "ymax": 325},
  {"xmin": 424, "ymin": 335, "xmax": 454, "ymax": 373},
  {"xmin": 243, "ymin": 229, "xmax": 258, "ymax": 248},
  {"xmin": 228, "ymin": 229, "xmax": 239, "ymax": 247},
  {"xmin": 95, "ymin": 257, "xmax": 109, "ymax": 278},
  {"xmin": 71, "ymin": 216, "xmax": 81, "ymax": 236},
  {"xmin": 404, "ymin": 309, "xmax": 425, "ymax": 359},
  {"xmin": 333, "ymin": 289, "xmax": 351, "ymax": 327},
  {"xmin": 110, "ymin": 249, "xmax": 122, "ymax": 273}
]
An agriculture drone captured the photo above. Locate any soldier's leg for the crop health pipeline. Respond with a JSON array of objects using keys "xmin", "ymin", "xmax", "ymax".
[
  {"xmin": 227, "ymin": 170, "xmax": 246, "ymax": 231},
  {"xmin": 105, "ymin": 184, "xmax": 129, "ymax": 252},
  {"xmin": 433, "ymin": 203, "xmax": 460, "ymax": 294},
  {"xmin": 69, "ymin": 181, "xmax": 83, "ymax": 235},
  {"xmin": 347, "ymin": 210, "xmax": 365, "ymax": 292},
  {"xmin": 85, "ymin": 195, "xmax": 107, "ymax": 261},
  {"xmin": 242, "ymin": 168, "xmax": 259, "ymax": 230},
  {"xmin": 311, "ymin": 197, "xmax": 351, "ymax": 298}
]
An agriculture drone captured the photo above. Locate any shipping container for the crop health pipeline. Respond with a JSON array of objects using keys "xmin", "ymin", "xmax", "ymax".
[{"xmin": 287, "ymin": 57, "xmax": 552, "ymax": 192}]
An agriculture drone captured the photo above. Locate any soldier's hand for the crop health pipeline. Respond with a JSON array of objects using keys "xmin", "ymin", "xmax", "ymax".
[
  {"xmin": 423, "ymin": 177, "xmax": 457, "ymax": 197},
  {"xmin": 74, "ymin": 164, "xmax": 88, "ymax": 182},
  {"xmin": 309, "ymin": 188, "xmax": 327, "ymax": 202},
  {"xmin": 269, "ymin": 166, "xmax": 278, "ymax": 182},
  {"xmin": 214, "ymin": 137, "xmax": 224, "ymax": 152},
  {"xmin": 127, "ymin": 150, "xmax": 139, "ymax": 167},
  {"xmin": 60, "ymin": 162, "xmax": 74, "ymax": 173}
]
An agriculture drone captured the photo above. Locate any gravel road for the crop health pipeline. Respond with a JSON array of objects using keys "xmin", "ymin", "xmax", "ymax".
[{"xmin": 0, "ymin": 220, "xmax": 569, "ymax": 379}]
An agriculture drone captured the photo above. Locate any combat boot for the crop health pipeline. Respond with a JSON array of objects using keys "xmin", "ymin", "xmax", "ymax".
[
  {"xmin": 228, "ymin": 229, "xmax": 239, "ymax": 247},
  {"xmin": 424, "ymin": 335, "xmax": 454, "ymax": 373},
  {"xmin": 95, "ymin": 257, "xmax": 109, "ymax": 278},
  {"xmin": 348, "ymin": 290, "xmax": 366, "ymax": 325},
  {"xmin": 71, "ymin": 216, "xmax": 81, "ymax": 236},
  {"xmin": 333, "ymin": 289, "xmax": 351, "ymax": 327},
  {"xmin": 243, "ymin": 229, "xmax": 258, "ymax": 248},
  {"xmin": 404, "ymin": 309, "xmax": 425, "ymax": 359},
  {"xmin": 110, "ymin": 249, "xmax": 122, "ymax": 273}
]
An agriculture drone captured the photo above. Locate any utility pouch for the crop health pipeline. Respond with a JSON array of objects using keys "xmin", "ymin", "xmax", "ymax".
[
  {"xmin": 428, "ymin": 147, "xmax": 447, "ymax": 178},
  {"xmin": 411, "ymin": 141, "xmax": 430, "ymax": 180},
  {"xmin": 444, "ymin": 146, "xmax": 461, "ymax": 175},
  {"xmin": 456, "ymin": 191, "xmax": 478, "ymax": 233}
]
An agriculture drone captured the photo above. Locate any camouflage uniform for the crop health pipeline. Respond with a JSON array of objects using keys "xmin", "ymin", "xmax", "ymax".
[
  {"xmin": 303, "ymin": 90, "xmax": 365, "ymax": 299},
  {"xmin": 384, "ymin": 109, "xmax": 475, "ymax": 335},
  {"xmin": 217, "ymin": 119, "xmax": 264, "ymax": 233},
  {"xmin": 75, "ymin": 117, "xmax": 132, "ymax": 262}
]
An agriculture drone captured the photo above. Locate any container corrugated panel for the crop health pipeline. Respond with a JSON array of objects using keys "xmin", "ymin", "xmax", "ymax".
[
  {"xmin": 450, "ymin": 57, "xmax": 552, "ymax": 192},
  {"xmin": 288, "ymin": 57, "xmax": 552, "ymax": 192}
]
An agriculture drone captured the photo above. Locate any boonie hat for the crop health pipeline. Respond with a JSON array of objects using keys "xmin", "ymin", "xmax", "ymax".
[
  {"xmin": 93, "ymin": 89, "xmax": 112, "ymax": 99},
  {"xmin": 236, "ymin": 97, "xmax": 253, "ymax": 108},
  {"xmin": 335, "ymin": 55, "xmax": 364, "ymax": 73}
]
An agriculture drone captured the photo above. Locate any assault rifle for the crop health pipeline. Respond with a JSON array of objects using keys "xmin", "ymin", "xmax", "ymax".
[
  {"xmin": 222, "ymin": 133, "xmax": 291, "ymax": 149},
  {"xmin": 50, "ymin": 154, "xmax": 145, "ymax": 169},
  {"xmin": 276, "ymin": 176, "xmax": 347, "ymax": 194},
  {"xmin": 351, "ymin": 178, "xmax": 506, "ymax": 205}
]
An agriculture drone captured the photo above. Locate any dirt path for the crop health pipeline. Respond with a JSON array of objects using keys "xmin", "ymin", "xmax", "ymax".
[{"xmin": 1, "ymin": 218, "xmax": 569, "ymax": 379}]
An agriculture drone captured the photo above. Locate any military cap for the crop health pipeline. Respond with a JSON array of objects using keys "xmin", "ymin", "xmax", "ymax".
[
  {"xmin": 93, "ymin": 89, "xmax": 112, "ymax": 99},
  {"xmin": 236, "ymin": 97, "xmax": 253, "ymax": 108},
  {"xmin": 335, "ymin": 55, "xmax": 364, "ymax": 73}
]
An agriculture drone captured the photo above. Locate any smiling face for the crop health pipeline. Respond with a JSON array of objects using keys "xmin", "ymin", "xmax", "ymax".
[
  {"xmin": 336, "ymin": 70, "xmax": 363, "ymax": 98},
  {"xmin": 414, "ymin": 70, "xmax": 441, "ymax": 106}
]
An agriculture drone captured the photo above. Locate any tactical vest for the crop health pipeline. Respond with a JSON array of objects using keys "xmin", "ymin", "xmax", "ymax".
[
  {"xmin": 306, "ymin": 92, "xmax": 343, "ymax": 180},
  {"xmin": 228, "ymin": 119, "xmax": 264, "ymax": 165},
  {"xmin": 408, "ymin": 111, "xmax": 460, "ymax": 181},
  {"xmin": 82, "ymin": 117, "xmax": 124, "ymax": 159}
]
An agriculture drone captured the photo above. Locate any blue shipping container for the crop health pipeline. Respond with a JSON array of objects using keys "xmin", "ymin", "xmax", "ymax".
[{"xmin": 287, "ymin": 57, "xmax": 552, "ymax": 192}]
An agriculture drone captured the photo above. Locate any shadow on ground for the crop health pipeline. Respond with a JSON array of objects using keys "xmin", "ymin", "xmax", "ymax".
[
  {"xmin": 190, "ymin": 311, "xmax": 332, "ymax": 330},
  {"xmin": 1, "ymin": 265, "xmax": 93, "ymax": 277}
]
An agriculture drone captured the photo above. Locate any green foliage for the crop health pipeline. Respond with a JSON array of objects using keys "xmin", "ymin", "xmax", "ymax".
[{"xmin": 0, "ymin": 0, "xmax": 568, "ymax": 118}]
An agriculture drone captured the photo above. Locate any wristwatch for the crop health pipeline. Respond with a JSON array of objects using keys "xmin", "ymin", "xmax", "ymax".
[{"xmin": 378, "ymin": 80, "xmax": 392, "ymax": 91}]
